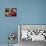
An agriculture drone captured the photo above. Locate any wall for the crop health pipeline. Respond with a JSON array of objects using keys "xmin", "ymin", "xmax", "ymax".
[{"xmin": 0, "ymin": 0, "xmax": 46, "ymax": 44}]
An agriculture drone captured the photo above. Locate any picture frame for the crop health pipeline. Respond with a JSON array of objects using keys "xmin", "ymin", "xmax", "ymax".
[
  {"xmin": 18, "ymin": 24, "xmax": 46, "ymax": 41},
  {"xmin": 5, "ymin": 8, "xmax": 17, "ymax": 17}
]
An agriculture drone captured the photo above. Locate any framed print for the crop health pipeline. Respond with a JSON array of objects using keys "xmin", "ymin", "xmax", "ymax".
[
  {"xmin": 5, "ymin": 8, "xmax": 17, "ymax": 16},
  {"xmin": 18, "ymin": 24, "xmax": 46, "ymax": 41}
]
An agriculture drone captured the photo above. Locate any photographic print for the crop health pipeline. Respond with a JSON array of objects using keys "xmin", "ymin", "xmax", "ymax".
[
  {"xmin": 18, "ymin": 24, "xmax": 46, "ymax": 41},
  {"xmin": 5, "ymin": 8, "xmax": 16, "ymax": 16}
]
